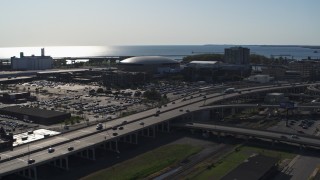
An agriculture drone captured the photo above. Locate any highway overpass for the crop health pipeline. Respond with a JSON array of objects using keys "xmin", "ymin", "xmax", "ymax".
[{"xmin": 172, "ymin": 122, "xmax": 320, "ymax": 149}]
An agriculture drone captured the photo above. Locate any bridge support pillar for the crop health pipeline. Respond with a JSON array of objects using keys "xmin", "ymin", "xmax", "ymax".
[
  {"xmin": 17, "ymin": 167, "xmax": 38, "ymax": 180},
  {"xmin": 105, "ymin": 140, "xmax": 119, "ymax": 152},
  {"xmin": 217, "ymin": 132, "xmax": 221, "ymax": 139},
  {"xmin": 157, "ymin": 121, "xmax": 170, "ymax": 133},
  {"xmin": 130, "ymin": 133, "xmax": 138, "ymax": 144},
  {"xmin": 220, "ymin": 108, "xmax": 224, "ymax": 118},
  {"xmin": 139, "ymin": 126, "xmax": 156, "ymax": 137},
  {"xmin": 50, "ymin": 157, "xmax": 69, "ymax": 170},
  {"xmin": 88, "ymin": 148, "xmax": 96, "ymax": 160},
  {"xmin": 299, "ymin": 144, "xmax": 303, "ymax": 150},
  {"xmin": 77, "ymin": 148, "xmax": 96, "ymax": 160},
  {"xmin": 245, "ymin": 136, "xmax": 250, "ymax": 142},
  {"xmin": 231, "ymin": 108, "xmax": 236, "ymax": 115},
  {"xmin": 120, "ymin": 133, "xmax": 138, "ymax": 144}
]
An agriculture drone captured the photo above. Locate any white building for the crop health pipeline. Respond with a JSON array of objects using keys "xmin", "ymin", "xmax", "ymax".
[{"xmin": 11, "ymin": 48, "xmax": 53, "ymax": 70}]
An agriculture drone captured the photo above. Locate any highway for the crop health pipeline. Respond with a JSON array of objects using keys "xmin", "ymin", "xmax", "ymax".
[
  {"xmin": 173, "ymin": 123, "xmax": 320, "ymax": 148},
  {"xmin": 0, "ymin": 82, "xmax": 319, "ymax": 177}
]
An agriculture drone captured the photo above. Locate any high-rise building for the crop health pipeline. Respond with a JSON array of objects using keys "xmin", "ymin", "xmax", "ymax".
[{"xmin": 224, "ymin": 47, "xmax": 250, "ymax": 65}]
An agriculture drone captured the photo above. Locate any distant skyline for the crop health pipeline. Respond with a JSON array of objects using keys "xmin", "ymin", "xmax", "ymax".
[{"xmin": 0, "ymin": 0, "xmax": 319, "ymax": 47}]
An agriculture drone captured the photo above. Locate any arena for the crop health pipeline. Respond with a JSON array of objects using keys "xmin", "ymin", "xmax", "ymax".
[{"xmin": 117, "ymin": 56, "xmax": 180, "ymax": 74}]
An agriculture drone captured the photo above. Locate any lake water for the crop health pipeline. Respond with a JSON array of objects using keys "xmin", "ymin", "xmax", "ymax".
[{"xmin": 0, "ymin": 45, "xmax": 319, "ymax": 60}]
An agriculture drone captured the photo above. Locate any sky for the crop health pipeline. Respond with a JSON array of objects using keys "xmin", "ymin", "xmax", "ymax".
[{"xmin": 0, "ymin": 0, "xmax": 319, "ymax": 47}]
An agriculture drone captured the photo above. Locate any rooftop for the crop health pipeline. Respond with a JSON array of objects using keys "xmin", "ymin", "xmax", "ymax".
[{"xmin": 120, "ymin": 56, "xmax": 179, "ymax": 65}]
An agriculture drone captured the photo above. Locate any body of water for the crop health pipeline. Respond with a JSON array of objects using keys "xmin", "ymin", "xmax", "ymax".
[{"xmin": 0, "ymin": 45, "xmax": 319, "ymax": 60}]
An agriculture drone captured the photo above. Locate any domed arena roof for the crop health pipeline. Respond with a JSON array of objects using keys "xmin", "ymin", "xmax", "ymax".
[{"xmin": 120, "ymin": 56, "xmax": 178, "ymax": 65}]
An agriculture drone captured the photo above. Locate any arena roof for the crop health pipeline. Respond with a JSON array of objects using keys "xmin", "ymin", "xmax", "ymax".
[{"xmin": 120, "ymin": 56, "xmax": 179, "ymax": 65}]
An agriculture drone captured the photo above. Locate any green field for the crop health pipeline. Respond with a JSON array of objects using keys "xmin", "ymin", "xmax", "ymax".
[
  {"xmin": 81, "ymin": 144, "xmax": 202, "ymax": 180},
  {"xmin": 188, "ymin": 145, "xmax": 296, "ymax": 180}
]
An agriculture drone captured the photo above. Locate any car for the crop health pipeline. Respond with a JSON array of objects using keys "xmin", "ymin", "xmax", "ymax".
[
  {"xmin": 28, "ymin": 159, "xmax": 35, "ymax": 164},
  {"xmin": 68, "ymin": 147, "xmax": 74, "ymax": 151},
  {"xmin": 48, "ymin": 147, "xmax": 55, "ymax": 153},
  {"xmin": 96, "ymin": 123, "xmax": 103, "ymax": 130},
  {"xmin": 154, "ymin": 113, "xmax": 159, "ymax": 117},
  {"xmin": 186, "ymin": 109, "xmax": 190, "ymax": 112},
  {"xmin": 122, "ymin": 121, "xmax": 128, "ymax": 125},
  {"xmin": 179, "ymin": 109, "xmax": 183, "ymax": 112},
  {"xmin": 113, "ymin": 132, "xmax": 118, "ymax": 136},
  {"xmin": 118, "ymin": 126, "xmax": 124, "ymax": 130},
  {"xmin": 112, "ymin": 126, "xmax": 118, "ymax": 130},
  {"xmin": 172, "ymin": 101, "xmax": 176, "ymax": 104},
  {"xmin": 140, "ymin": 122, "xmax": 145, "ymax": 126}
]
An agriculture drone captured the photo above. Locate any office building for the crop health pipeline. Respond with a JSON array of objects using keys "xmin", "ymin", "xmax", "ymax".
[{"xmin": 224, "ymin": 47, "xmax": 250, "ymax": 65}]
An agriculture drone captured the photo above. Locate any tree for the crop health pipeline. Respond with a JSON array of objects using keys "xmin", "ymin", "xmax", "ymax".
[
  {"xmin": 96, "ymin": 88, "xmax": 104, "ymax": 94},
  {"xmin": 134, "ymin": 91, "xmax": 142, "ymax": 97},
  {"xmin": 89, "ymin": 89, "xmax": 96, "ymax": 95},
  {"xmin": 143, "ymin": 88, "xmax": 161, "ymax": 100}
]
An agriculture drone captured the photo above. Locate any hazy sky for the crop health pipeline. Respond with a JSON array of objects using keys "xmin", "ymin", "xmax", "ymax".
[{"xmin": 0, "ymin": 0, "xmax": 319, "ymax": 47}]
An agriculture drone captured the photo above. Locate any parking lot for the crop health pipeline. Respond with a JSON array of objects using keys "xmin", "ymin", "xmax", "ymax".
[
  {"xmin": 0, "ymin": 80, "xmax": 212, "ymax": 134},
  {"xmin": 268, "ymin": 118, "xmax": 320, "ymax": 136}
]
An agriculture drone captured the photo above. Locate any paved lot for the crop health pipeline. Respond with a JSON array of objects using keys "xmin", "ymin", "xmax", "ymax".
[{"xmin": 274, "ymin": 153, "xmax": 320, "ymax": 180}]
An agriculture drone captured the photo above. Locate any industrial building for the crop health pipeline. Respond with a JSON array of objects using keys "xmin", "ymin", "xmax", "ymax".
[
  {"xmin": 117, "ymin": 56, "xmax": 180, "ymax": 75},
  {"xmin": 11, "ymin": 48, "xmax": 53, "ymax": 70},
  {"xmin": 0, "ymin": 106, "xmax": 71, "ymax": 125},
  {"xmin": 224, "ymin": 47, "xmax": 250, "ymax": 65},
  {"xmin": 183, "ymin": 60, "xmax": 251, "ymax": 82}
]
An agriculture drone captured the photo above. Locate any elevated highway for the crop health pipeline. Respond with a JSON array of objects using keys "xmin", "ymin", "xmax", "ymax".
[
  {"xmin": 173, "ymin": 122, "xmax": 320, "ymax": 149},
  {"xmin": 0, "ymin": 82, "xmax": 319, "ymax": 179}
]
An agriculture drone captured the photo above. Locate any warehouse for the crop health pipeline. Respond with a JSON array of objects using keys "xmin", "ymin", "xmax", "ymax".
[{"xmin": 0, "ymin": 106, "xmax": 71, "ymax": 125}]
